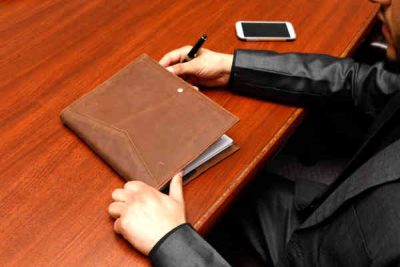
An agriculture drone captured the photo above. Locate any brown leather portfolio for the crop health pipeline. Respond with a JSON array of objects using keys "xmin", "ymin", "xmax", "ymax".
[{"xmin": 60, "ymin": 54, "xmax": 239, "ymax": 189}]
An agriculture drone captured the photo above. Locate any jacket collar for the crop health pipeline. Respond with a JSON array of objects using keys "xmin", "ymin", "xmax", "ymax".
[
  {"xmin": 299, "ymin": 136, "xmax": 400, "ymax": 229},
  {"xmin": 298, "ymin": 90, "xmax": 400, "ymax": 229}
]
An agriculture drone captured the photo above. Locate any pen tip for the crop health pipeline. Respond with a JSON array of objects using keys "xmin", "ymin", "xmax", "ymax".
[{"xmin": 202, "ymin": 33, "xmax": 207, "ymax": 40}]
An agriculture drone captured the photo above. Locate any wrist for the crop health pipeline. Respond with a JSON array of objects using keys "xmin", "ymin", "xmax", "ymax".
[{"xmin": 222, "ymin": 54, "xmax": 234, "ymax": 74}]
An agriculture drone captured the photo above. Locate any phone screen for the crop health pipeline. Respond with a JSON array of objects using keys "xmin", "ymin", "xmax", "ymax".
[{"xmin": 242, "ymin": 23, "xmax": 290, "ymax": 38}]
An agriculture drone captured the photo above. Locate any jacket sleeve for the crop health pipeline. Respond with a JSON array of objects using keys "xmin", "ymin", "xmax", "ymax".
[
  {"xmin": 228, "ymin": 49, "xmax": 400, "ymax": 116},
  {"xmin": 149, "ymin": 223, "xmax": 230, "ymax": 267}
]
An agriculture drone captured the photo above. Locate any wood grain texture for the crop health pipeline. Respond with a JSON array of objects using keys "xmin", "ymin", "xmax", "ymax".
[{"xmin": 0, "ymin": 0, "xmax": 378, "ymax": 266}]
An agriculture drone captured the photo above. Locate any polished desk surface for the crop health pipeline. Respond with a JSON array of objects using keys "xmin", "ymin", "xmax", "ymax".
[{"xmin": 0, "ymin": 0, "xmax": 378, "ymax": 266}]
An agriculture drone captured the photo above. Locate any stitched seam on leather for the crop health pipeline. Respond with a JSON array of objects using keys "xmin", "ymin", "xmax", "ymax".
[
  {"xmin": 352, "ymin": 204, "xmax": 373, "ymax": 259},
  {"xmin": 241, "ymin": 81, "xmax": 323, "ymax": 97},
  {"xmin": 238, "ymin": 74, "xmax": 328, "ymax": 97},
  {"xmin": 121, "ymin": 131, "xmax": 156, "ymax": 183},
  {"xmin": 242, "ymin": 66, "xmax": 294, "ymax": 77},
  {"xmin": 240, "ymin": 67, "xmax": 331, "ymax": 96},
  {"xmin": 65, "ymin": 109, "xmax": 155, "ymax": 180}
]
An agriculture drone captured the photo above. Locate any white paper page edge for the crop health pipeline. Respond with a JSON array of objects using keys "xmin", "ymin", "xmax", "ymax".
[{"xmin": 183, "ymin": 135, "xmax": 233, "ymax": 175}]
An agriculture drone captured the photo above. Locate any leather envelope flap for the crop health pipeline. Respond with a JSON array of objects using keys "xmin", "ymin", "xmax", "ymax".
[{"xmin": 61, "ymin": 54, "xmax": 239, "ymax": 189}]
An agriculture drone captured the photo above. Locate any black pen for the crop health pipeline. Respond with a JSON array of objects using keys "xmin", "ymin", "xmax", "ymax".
[{"xmin": 183, "ymin": 34, "xmax": 207, "ymax": 62}]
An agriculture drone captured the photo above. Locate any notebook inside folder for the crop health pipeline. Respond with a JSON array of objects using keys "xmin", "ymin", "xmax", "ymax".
[{"xmin": 60, "ymin": 54, "xmax": 239, "ymax": 189}]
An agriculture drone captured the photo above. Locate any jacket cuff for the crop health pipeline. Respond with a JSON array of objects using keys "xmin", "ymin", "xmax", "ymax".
[
  {"xmin": 149, "ymin": 223, "xmax": 189, "ymax": 258},
  {"xmin": 226, "ymin": 49, "xmax": 238, "ymax": 91},
  {"xmin": 149, "ymin": 223, "xmax": 230, "ymax": 267},
  {"xmin": 227, "ymin": 49, "xmax": 278, "ymax": 91}
]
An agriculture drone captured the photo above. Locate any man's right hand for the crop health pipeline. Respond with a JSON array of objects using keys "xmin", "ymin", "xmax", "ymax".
[{"xmin": 159, "ymin": 46, "xmax": 233, "ymax": 87}]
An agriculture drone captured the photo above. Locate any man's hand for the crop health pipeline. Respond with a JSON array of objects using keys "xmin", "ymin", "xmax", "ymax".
[
  {"xmin": 108, "ymin": 172, "xmax": 186, "ymax": 255},
  {"xmin": 159, "ymin": 46, "xmax": 233, "ymax": 87}
]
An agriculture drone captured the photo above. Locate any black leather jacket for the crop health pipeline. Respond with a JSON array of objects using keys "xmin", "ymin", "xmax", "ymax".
[
  {"xmin": 229, "ymin": 50, "xmax": 399, "ymax": 115},
  {"xmin": 149, "ymin": 50, "xmax": 400, "ymax": 267}
]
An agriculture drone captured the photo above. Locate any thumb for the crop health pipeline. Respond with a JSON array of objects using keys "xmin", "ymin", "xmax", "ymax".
[
  {"xmin": 167, "ymin": 61, "xmax": 197, "ymax": 77},
  {"xmin": 169, "ymin": 171, "xmax": 184, "ymax": 203}
]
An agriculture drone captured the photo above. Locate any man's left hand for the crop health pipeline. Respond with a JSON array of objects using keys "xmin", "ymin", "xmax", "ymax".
[{"xmin": 108, "ymin": 172, "xmax": 186, "ymax": 255}]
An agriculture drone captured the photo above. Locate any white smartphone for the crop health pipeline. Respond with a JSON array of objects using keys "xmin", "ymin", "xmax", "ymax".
[{"xmin": 235, "ymin": 21, "xmax": 296, "ymax": 41}]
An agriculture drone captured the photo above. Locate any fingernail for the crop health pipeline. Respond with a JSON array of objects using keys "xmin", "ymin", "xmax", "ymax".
[{"xmin": 166, "ymin": 66, "xmax": 174, "ymax": 73}]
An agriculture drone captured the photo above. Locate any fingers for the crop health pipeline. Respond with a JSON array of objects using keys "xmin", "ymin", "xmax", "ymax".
[
  {"xmin": 167, "ymin": 59, "xmax": 199, "ymax": 77},
  {"xmin": 112, "ymin": 188, "xmax": 133, "ymax": 202},
  {"xmin": 110, "ymin": 181, "xmax": 156, "ymax": 218},
  {"xmin": 169, "ymin": 171, "xmax": 184, "ymax": 203},
  {"xmin": 124, "ymin": 180, "xmax": 146, "ymax": 193},
  {"xmin": 108, "ymin": 202, "xmax": 126, "ymax": 219},
  {"xmin": 114, "ymin": 218, "xmax": 122, "ymax": 234},
  {"xmin": 159, "ymin": 46, "xmax": 192, "ymax": 67}
]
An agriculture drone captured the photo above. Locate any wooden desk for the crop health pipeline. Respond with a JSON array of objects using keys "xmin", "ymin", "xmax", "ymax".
[{"xmin": 0, "ymin": 0, "xmax": 378, "ymax": 265}]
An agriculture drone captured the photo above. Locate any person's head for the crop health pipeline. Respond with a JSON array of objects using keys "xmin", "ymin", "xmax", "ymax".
[{"xmin": 370, "ymin": 0, "xmax": 400, "ymax": 62}]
